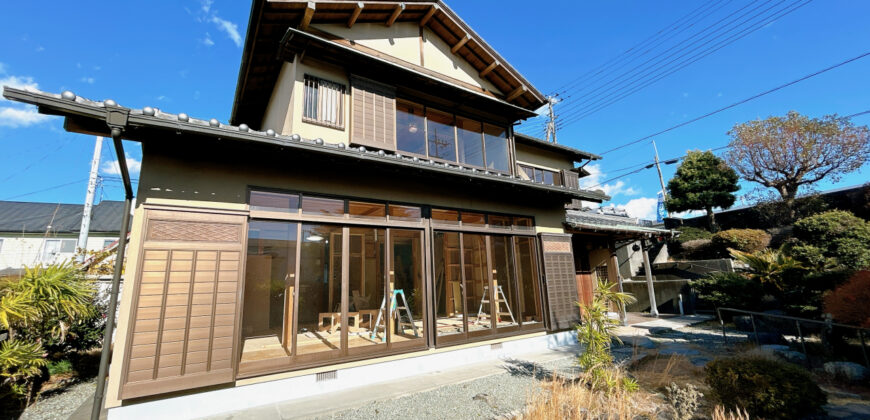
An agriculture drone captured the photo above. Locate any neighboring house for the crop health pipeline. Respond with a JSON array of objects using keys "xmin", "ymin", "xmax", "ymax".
[
  {"xmin": 0, "ymin": 200, "xmax": 123, "ymax": 274},
  {"xmin": 2, "ymin": 1, "xmax": 641, "ymax": 417}
]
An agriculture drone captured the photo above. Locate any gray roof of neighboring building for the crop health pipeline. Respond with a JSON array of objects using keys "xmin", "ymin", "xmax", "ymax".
[
  {"xmin": 565, "ymin": 208, "xmax": 676, "ymax": 236},
  {"xmin": 0, "ymin": 200, "xmax": 125, "ymax": 234}
]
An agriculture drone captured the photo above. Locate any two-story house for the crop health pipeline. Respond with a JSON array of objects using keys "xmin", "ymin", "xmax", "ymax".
[{"xmin": 4, "ymin": 1, "xmax": 617, "ymax": 417}]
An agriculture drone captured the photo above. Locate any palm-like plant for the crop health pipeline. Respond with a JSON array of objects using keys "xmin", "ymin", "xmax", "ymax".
[
  {"xmin": 730, "ymin": 247, "xmax": 805, "ymax": 290},
  {"xmin": 577, "ymin": 279, "xmax": 637, "ymax": 391},
  {"xmin": 0, "ymin": 339, "xmax": 47, "ymax": 400}
]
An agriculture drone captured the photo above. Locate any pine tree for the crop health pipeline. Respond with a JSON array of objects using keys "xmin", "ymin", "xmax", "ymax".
[{"xmin": 666, "ymin": 150, "xmax": 739, "ymax": 230}]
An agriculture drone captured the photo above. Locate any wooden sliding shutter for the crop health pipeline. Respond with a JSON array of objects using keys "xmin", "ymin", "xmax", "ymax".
[
  {"xmin": 539, "ymin": 233, "xmax": 580, "ymax": 331},
  {"xmin": 120, "ymin": 207, "xmax": 247, "ymax": 399},
  {"xmin": 561, "ymin": 169, "xmax": 580, "ymax": 190},
  {"xmin": 350, "ymin": 75, "xmax": 396, "ymax": 151}
]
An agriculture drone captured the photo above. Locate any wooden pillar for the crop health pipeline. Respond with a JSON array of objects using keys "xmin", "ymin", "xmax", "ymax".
[
  {"xmin": 608, "ymin": 239, "xmax": 626, "ymax": 325},
  {"xmin": 641, "ymin": 238, "xmax": 659, "ymax": 317}
]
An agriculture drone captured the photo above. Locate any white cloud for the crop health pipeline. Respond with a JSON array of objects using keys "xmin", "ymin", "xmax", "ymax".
[
  {"xmin": 211, "ymin": 16, "xmax": 242, "ymax": 47},
  {"xmin": 578, "ymin": 164, "xmax": 640, "ymax": 198},
  {"xmin": 201, "ymin": 0, "xmax": 214, "ymax": 14},
  {"xmin": 0, "ymin": 74, "xmax": 52, "ymax": 128},
  {"xmin": 80, "ymin": 76, "xmax": 95, "ymax": 84},
  {"xmin": 0, "ymin": 107, "xmax": 51, "ymax": 128},
  {"xmin": 1, "ymin": 75, "xmax": 39, "ymax": 91},
  {"xmin": 102, "ymin": 155, "xmax": 142, "ymax": 176},
  {"xmin": 617, "ymin": 197, "xmax": 658, "ymax": 221},
  {"xmin": 156, "ymin": 95, "xmax": 170, "ymax": 102},
  {"xmin": 35, "ymin": 46, "xmax": 45, "ymax": 52},
  {"xmin": 202, "ymin": 33, "xmax": 215, "ymax": 47}
]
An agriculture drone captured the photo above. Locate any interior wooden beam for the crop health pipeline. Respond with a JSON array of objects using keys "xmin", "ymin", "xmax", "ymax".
[
  {"xmin": 450, "ymin": 35, "xmax": 470, "ymax": 54},
  {"xmin": 419, "ymin": 5, "xmax": 438, "ymax": 26},
  {"xmin": 506, "ymin": 85, "xmax": 527, "ymax": 102},
  {"xmin": 480, "ymin": 60, "xmax": 499, "ymax": 77},
  {"xmin": 386, "ymin": 3, "xmax": 405, "ymax": 27},
  {"xmin": 300, "ymin": 1, "xmax": 315, "ymax": 30},
  {"xmin": 347, "ymin": 2, "xmax": 364, "ymax": 28}
]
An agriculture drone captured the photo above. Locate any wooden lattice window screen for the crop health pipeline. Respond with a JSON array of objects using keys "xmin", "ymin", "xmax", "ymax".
[
  {"xmin": 540, "ymin": 234, "xmax": 580, "ymax": 331},
  {"xmin": 350, "ymin": 75, "xmax": 396, "ymax": 151}
]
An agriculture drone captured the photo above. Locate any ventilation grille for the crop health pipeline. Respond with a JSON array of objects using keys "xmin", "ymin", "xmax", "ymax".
[
  {"xmin": 491, "ymin": 343, "xmax": 503, "ymax": 351},
  {"xmin": 316, "ymin": 370, "xmax": 338, "ymax": 382}
]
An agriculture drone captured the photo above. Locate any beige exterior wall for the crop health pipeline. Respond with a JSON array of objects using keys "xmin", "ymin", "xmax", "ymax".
[
  {"xmin": 312, "ymin": 23, "xmax": 501, "ymax": 94},
  {"xmin": 0, "ymin": 234, "xmax": 118, "ymax": 270},
  {"xmin": 105, "ymin": 204, "xmax": 147, "ymax": 408},
  {"xmin": 136, "ymin": 140, "xmax": 566, "ymax": 232},
  {"xmin": 260, "ymin": 61, "xmax": 297, "ymax": 134},
  {"xmin": 420, "ymin": 27, "xmax": 501, "ymax": 94},
  {"xmin": 515, "ymin": 142, "xmax": 576, "ymax": 172}
]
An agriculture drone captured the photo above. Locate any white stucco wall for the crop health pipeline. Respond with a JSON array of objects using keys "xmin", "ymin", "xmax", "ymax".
[{"xmin": 0, "ymin": 233, "xmax": 118, "ymax": 270}]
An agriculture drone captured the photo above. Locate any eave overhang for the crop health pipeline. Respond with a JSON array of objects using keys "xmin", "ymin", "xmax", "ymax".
[
  {"xmin": 276, "ymin": 27, "xmax": 537, "ymax": 123},
  {"xmin": 231, "ymin": 0, "xmax": 547, "ymax": 127},
  {"xmin": 3, "ymin": 87, "xmax": 610, "ymax": 203},
  {"xmin": 514, "ymin": 132, "xmax": 602, "ymax": 162}
]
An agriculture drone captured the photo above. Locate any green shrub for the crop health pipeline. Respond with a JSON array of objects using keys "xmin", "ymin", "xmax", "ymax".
[
  {"xmin": 712, "ymin": 229, "xmax": 770, "ymax": 255},
  {"xmin": 678, "ymin": 239, "xmax": 719, "ymax": 260},
  {"xmin": 690, "ymin": 272, "xmax": 765, "ymax": 313},
  {"xmin": 0, "ymin": 339, "xmax": 47, "ymax": 400},
  {"xmin": 705, "ymin": 356, "xmax": 827, "ymax": 419},
  {"xmin": 779, "ymin": 268, "xmax": 853, "ymax": 318},
  {"xmin": 675, "ymin": 226, "xmax": 713, "ymax": 243},
  {"xmin": 793, "ymin": 210, "xmax": 870, "ymax": 270},
  {"xmin": 47, "ymin": 359, "xmax": 73, "ymax": 376}
]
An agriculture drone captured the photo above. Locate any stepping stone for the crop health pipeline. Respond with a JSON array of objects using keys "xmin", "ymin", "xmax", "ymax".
[
  {"xmin": 690, "ymin": 357, "xmax": 711, "ymax": 367},
  {"xmin": 658, "ymin": 345, "xmax": 701, "ymax": 356},
  {"xmin": 824, "ymin": 362, "xmax": 869, "ymax": 383},
  {"xmin": 648, "ymin": 327, "xmax": 674, "ymax": 335},
  {"xmin": 615, "ymin": 335, "xmax": 656, "ymax": 349}
]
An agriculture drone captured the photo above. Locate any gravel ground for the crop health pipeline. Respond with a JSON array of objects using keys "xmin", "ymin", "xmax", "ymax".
[
  {"xmin": 19, "ymin": 379, "xmax": 96, "ymax": 420},
  {"xmin": 311, "ymin": 357, "xmax": 582, "ymax": 420}
]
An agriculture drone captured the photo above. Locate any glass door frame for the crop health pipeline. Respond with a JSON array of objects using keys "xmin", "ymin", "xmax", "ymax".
[
  {"xmin": 238, "ymin": 220, "xmax": 429, "ymax": 378},
  {"xmin": 431, "ymin": 229, "xmax": 546, "ymax": 347}
]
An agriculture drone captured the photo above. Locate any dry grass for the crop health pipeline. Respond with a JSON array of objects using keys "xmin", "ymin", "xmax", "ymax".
[
  {"xmin": 631, "ymin": 353, "xmax": 705, "ymax": 390},
  {"xmin": 518, "ymin": 370, "xmax": 660, "ymax": 420},
  {"xmin": 711, "ymin": 405, "xmax": 751, "ymax": 420}
]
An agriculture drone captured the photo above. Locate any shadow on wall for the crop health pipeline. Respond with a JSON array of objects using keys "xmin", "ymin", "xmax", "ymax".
[{"xmin": 623, "ymin": 279, "xmax": 695, "ymax": 315}]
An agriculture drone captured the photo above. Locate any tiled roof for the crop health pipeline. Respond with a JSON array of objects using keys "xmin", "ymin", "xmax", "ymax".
[
  {"xmin": 565, "ymin": 209, "xmax": 676, "ymax": 236},
  {"xmin": 1, "ymin": 87, "xmax": 610, "ymax": 202},
  {"xmin": 0, "ymin": 200, "xmax": 125, "ymax": 234}
]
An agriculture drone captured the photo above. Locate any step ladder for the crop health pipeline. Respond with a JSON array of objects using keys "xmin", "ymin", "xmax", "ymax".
[
  {"xmin": 475, "ymin": 285, "xmax": 516, "ymax": 326},
  {"xmin": 371, "ymin": 289, "xmax": 419, "ymax": 342}
]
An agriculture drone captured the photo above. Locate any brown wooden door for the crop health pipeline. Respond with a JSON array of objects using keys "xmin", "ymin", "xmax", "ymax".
[{"xmin": 119, "ymin": 207, "xmax": 247, "ymax": 399}]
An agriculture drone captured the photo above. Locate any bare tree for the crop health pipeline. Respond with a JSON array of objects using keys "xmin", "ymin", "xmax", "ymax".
[{"xmin": 726, "ymin": 111, "xmax": 870, "ymax": 219}]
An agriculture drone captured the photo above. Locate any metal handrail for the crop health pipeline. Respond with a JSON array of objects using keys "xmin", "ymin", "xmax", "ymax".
[{"xmin": 716, "ymin": 307, "xmax": 870, "ymax": 368}]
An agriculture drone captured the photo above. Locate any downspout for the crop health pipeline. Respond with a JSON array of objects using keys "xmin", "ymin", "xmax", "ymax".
[{"xmin": 92, "ymin": 107, "xmax": 133, "ymax": 419}]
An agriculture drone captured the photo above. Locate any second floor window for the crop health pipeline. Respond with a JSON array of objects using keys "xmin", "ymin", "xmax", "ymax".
[
  {"xmin": 520, "ymin": 164, "xmax": 562, "ymax": 186},
  {"xmin": 303, "ymin": 75, "xmax": 345, "ymax": 129},
  {"xmin": 395, "ymin": 99, "xmax": 511, "ymax": 173}
]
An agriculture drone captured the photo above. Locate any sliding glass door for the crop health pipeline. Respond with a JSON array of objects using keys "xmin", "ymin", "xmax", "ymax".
[
  {"xmin": 240, "ymin": 221, "xmax": 426, "ymax": 374},
  {"xmin": 432, "ymin": 231, "xmax": 543, "ymax": 345}
]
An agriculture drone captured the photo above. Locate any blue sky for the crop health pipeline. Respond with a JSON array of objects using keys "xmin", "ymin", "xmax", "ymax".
[{"xmin": 1, "ymin": 0, "xmax": 868, "ymax": 220}]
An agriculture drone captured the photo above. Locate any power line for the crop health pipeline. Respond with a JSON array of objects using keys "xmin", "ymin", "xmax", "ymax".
[
  {"xmin": 558, "ymin": 0, "xmax": 771, "ymax": 108},
  {"xmin": 595, "ymin": 50, "xmax": 870, "ymax": 155},
  {"xmin": 553, "ymin": 0, "xmax": 728, "ymax": 97},
  {"xmin": 556, "ymin": 0, "xmax": 813, "ymax": 127},
  {"xmin": 587, "ymin": 108, "xmax": 869, "ymax": 189},
  {"xmin": 2, "ymin": 178, "xmax": 89, "ymax": 201}
]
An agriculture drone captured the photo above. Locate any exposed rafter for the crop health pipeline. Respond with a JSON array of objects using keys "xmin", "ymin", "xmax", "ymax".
[
  {"xmin": 450, "ymin": 34, "xmax": 470, "ymax": 54},
  {"xmin": 480, "ymin": 60, "xmax": 499, "ymax": 78},
  {"xmin": 506, "ymin": 85, "xmax": 527, "ymax": 102},
  {"xmin": 347, "ymin": 2, "xmax": 364, "ymax": 28},
  {"xmin": 386, "ymin": 3, "xmax": 405, "ymax": 27},
  {"xmin": 419, "ymin": 4, "xmax": 438, "ymax": 26},
  {"xmin": 300, "ymin": 1, "xmax": 315, "ymax": 30}
]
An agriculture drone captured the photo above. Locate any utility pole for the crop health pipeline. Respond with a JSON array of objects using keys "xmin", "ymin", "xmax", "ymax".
[
  {"xmin": 544, "ymin": 95, "xmax": 559, "ymax": 143},
  {"xmin": 652, "ymin": 140, "xmax": 669, "ymax": 218},
  {"xmin": 77, "ymin": 137, "xmax": 103, "ymax": 261}
]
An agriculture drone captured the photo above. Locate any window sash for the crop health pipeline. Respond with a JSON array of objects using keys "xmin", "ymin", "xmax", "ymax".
[{"xmin": 303, "ymin": 75, "xmax": 345, "ymax": 128}]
